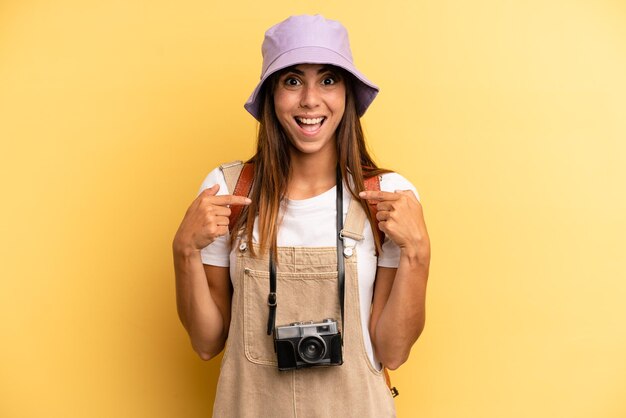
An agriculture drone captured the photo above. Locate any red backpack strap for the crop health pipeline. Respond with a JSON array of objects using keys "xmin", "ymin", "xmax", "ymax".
[
  {"xmin": 363, "ymin": 174, "xmax": 385, "ymax": 245},
  {"xmin": 228, "ymin": 163, "xmax": 254, "ymax": 233}
]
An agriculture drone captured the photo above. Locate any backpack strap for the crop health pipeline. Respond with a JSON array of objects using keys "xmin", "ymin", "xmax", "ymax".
[
  {"xmin": 219, "ymin": 160, "xmax": 254, "ymax": 233},
  {"xmin": 363, "ymin": 174, "xmax": 399, "ymax": 397},
  {"xmin": 384, "ymin": 368, "xmax": 400, "ymax": 398},
  {"xmin": 363, "ymin": 175, "xmax": 384, "ymax": 245}
]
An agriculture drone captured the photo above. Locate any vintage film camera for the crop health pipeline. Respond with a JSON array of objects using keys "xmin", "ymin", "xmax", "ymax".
[{"xmin": 274, "ymin": 318, "xmax": 343, "ymax": 370}]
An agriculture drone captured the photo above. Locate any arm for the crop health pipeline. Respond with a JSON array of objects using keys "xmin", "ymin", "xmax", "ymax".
[
  {"xmin": 369, "ymin": 260, "xmax": 428, "ymax": 370},
  {"xmin": 362, "ymin": 189, "xmax": 431, "ymax": 370},
  {"xmin": 173, "ymin": 249, "xmax": 232, "ymax": 360},
  {"xmin": 173, "ymin": 184, "xmax": 251, "ymax": 360}
]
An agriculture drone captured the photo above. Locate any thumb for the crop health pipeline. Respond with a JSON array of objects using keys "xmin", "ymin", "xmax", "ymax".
[{"xmin": 204, "ymin": 183, "xmax": 220, "ymax": 196}]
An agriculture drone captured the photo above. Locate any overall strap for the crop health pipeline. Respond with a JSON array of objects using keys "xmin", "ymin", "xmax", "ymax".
[
  {"xmin": 219, "ymin": 160, "xmax": 254, "ymax": 233},
  {"xmin": 340, "ymin": 174, "xmax": 384, "ymax": 244},
  {"xmin": 220, "ymin": 160, "xmax": 244, "ymax": 192}
]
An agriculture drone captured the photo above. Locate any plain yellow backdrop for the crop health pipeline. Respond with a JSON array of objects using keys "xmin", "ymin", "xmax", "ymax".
[{"xmin": 1, "ymin": 0, "xmax": 625, "ymax": 417}]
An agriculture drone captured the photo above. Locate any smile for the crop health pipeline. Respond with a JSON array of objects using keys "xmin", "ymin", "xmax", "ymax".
[{"xmin": 295, "ymin": 116, "xmax": 326, "ymax": 133}]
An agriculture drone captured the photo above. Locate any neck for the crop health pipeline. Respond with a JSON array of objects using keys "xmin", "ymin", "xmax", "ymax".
[{"xmin": 287, "ymin": 147, "xmax": 338, "ymax": 200}]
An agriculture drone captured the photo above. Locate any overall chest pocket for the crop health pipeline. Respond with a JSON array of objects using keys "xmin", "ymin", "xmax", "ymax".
[{"xmin": 243, "ymin": 268, "xmax": 342, "ymax": 366}]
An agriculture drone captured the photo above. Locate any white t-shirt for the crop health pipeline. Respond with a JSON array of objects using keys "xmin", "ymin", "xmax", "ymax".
[{"xmin": 199, "ymin": 167, "xmax": 420, "ymax": 369}]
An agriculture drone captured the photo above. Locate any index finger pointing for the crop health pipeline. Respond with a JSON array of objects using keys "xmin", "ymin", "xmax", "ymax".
[
  {"xmin": 358, "ymin": 190, "xmax": 401, "ymax": 201},
  {"xmin": 211, "ymin": 194, "xmax": 252, "ymax": 206}
]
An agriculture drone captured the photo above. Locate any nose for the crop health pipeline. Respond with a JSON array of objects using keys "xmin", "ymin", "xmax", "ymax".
[{"xmin": 299, "ymin": 84, "xmax": 321, "ymax": 109}]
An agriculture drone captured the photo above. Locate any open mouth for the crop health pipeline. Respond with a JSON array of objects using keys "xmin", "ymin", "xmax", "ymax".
[{"xmin": 295, "ymin": 116, "xmax": 326, "ymax": 132}]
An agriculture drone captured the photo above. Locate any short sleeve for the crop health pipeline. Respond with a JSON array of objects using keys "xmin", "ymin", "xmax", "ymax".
[
  {"xmin": 376, "ymin": 172, "xmax": 421, "ymax": 268},
  {"xmin": 198, "ymin": 167, "xmax": 232, "ymax": 267}
]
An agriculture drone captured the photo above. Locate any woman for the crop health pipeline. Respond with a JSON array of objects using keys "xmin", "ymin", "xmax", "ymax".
[{"xmin": 173, "ymin": 14, "xmax": 430, "ymax": 417}]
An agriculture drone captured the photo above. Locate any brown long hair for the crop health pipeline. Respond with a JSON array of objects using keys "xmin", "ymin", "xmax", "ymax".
[{"xmin": 231, "ymin": 66, "xmax": 389, "ymax": 256}]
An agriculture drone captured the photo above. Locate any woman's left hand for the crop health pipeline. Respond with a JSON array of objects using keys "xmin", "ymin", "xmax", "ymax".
[{"xmin": 359, "ymin": 190, "xmax": 430, "ymax": 263}]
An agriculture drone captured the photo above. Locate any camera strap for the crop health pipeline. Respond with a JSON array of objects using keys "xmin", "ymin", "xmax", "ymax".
[
  {"xmin": 267, "ymin": 253, "xmax": 277, "ymax": 335},
  {"xmin": 266, "ymin": 165, "xmax": 346, "ymax": 340},
  {"xmin": 336, "ymin": 166, "xmax": 345, "ymax": 342}
]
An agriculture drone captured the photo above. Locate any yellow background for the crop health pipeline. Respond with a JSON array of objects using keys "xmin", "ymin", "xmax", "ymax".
[{"xmin": 1, "ymin": 0, "xmax": 625, "ymax": 417}]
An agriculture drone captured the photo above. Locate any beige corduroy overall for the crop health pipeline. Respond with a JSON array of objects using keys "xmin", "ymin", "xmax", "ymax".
[{"xmin": 212, "ymin": 163, "xmax": 396, "ymax": 418}]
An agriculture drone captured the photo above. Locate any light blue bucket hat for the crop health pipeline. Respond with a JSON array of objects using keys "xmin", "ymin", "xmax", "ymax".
[{"xmin": 244, "ymin": 14, "xmax": 379, "ymax": 121}]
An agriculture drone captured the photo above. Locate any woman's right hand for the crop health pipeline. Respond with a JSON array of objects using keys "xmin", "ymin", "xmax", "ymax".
[{"xmin": 173, "ymin": 184, "xmax": 252, "ymax": 254}]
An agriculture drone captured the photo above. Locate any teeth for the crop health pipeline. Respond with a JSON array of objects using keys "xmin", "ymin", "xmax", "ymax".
[{"xmin": 296, "ymin": 117, "xmax": 325, "ymax": 125}]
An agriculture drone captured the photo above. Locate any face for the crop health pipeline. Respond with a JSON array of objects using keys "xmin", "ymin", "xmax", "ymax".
[{"xmin": 273, "ymin": 64, "xmax": 346, "ymax": 157}]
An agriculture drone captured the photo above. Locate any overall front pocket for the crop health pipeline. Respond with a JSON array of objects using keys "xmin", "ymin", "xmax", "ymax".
[{"xmin": 243, "ymin": 268, "xmax": 342, "ymax": 366}]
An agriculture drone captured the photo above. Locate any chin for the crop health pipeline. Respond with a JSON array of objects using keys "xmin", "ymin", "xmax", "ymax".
[
  {"xmin": 289, "ymin": 135, "xmax": 335, "ymax": 155},
  {"xmin": 290, "ymin": 143, "xmax": 326, "ymax": 155}
]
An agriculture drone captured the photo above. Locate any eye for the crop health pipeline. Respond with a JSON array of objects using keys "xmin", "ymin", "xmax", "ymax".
[
  {"xmin": 284, "ymin": 77, "xmax": 301, "ymax": 87},
  {"xmin": 322, "ymin": 76, "xmax": 336, "ymax": 86}
]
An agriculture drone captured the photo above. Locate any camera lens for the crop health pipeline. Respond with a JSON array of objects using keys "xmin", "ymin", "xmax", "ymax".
[{"xmin": 297, "ymin": 336, "xmax": 327, "ymax": 364}]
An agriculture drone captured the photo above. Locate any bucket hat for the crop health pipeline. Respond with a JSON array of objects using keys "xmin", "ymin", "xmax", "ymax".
[{"xmin": 244, "ymin": 14, "xmax": 379, "ymax": 121}]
